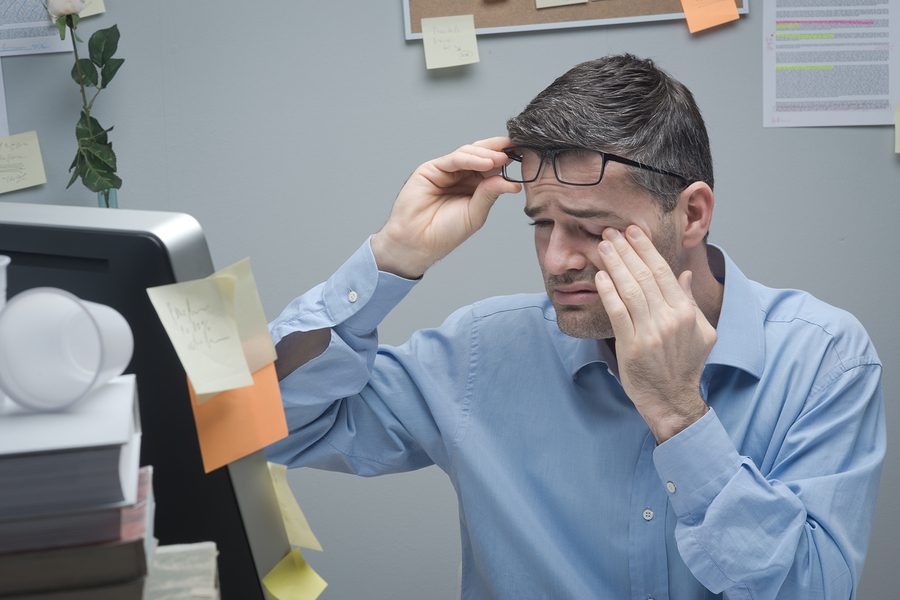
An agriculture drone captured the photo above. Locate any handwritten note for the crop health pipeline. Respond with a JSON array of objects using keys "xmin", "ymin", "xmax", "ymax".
[
  {"xmin": 268, "ymin": 462, "xmax": 323, "ymax": 552},
  {"xmin": 536, "ymin": 0, "xmax": 588, "ymax": 8},
  {"xmin": 147, "ymin": 257, "xmax": 276, "ymax": 399},
  {"xmin": 680, "ymin": 0, "xmax": 739, "ymax": 33},
  {"xmin": 0, "ymin": 131, "xmax": 47, "ymax": 194},
  {"xmin": 148, "ymin": 274, "xmax": 252, "ymax": 395},
  {"xmin": 263, "ymin": 548, "xmax": 327, "ymax": 600},
  {"xmin": 421, "ymin": 15, "xmax": 479, "ymax": 70}
]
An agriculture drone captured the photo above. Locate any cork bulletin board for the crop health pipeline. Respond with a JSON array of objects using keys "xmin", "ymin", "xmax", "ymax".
[{"xmin": 403, "ymin": 0, "xmax": 746, "ymax": 39}]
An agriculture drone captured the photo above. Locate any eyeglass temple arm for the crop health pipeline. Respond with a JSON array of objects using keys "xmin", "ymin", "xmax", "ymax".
[{"xmin": 605, "ymin": 154, "xmax": 689, "ymax": 183}]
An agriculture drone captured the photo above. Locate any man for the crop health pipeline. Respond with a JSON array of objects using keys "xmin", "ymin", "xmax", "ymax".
[{"xmin": 267, "ymin": 55, "xmax": 884, "ymax": 599}]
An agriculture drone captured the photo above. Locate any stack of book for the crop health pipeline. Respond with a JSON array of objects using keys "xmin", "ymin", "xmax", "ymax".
[{"xmin": 0, "ymin": 375, "xmax": 152, "ymax": 600}]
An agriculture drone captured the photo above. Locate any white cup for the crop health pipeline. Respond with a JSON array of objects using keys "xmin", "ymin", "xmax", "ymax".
[{"xmin": 0, "ymin": 288, "xmax": 134, "ymax": 411}]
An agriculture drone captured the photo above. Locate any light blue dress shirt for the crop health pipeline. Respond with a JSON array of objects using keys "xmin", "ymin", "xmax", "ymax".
[{"xmin": 267, "ymin": 240, "xmax": 885, "ymax": 600}]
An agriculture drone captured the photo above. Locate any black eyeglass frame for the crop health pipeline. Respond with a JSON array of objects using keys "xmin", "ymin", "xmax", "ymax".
[{"xmin": 501, "ymin": 146, "xmax": 691, "ymax": 187}]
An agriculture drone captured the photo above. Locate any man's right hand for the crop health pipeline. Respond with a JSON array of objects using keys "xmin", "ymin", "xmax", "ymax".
[{"xmin": 369, "ymin": 137, "xmax": 522, "ymax": 280}]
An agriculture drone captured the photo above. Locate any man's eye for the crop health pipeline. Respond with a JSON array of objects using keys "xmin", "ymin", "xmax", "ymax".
[{"xmin": 528, "ymin": 221, "xmax": 552, "ymax": 230}]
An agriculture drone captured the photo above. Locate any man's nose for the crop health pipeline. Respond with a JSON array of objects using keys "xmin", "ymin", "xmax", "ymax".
[{"xmin": 543, "ymin": 228, "xmax": 589, "ymax": 275}]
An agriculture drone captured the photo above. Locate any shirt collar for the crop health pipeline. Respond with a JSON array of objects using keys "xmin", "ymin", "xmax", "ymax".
[
  {"xmin": 562, "ymin": 243, "xmax": 766, "ymax": 380},
  {"xmin": 704, "ymin": 244, "xmax": 765, "ymax": 378}
]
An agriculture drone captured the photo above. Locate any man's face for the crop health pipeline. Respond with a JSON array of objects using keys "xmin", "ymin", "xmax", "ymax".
[{"xmin": 525, "ymin": 162, "xmax": 680, "ymax": 340}]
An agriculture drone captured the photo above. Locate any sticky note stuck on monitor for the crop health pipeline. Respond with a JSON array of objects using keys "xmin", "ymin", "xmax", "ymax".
[
  {"xmin": 189, "ymin": 362, "xmax": 288, "ymax": 473},
  {"xmin": 263, "ymin": 548, "xmax": 327, "ymax": 600},
  {"xmin": 421, "ymin": 15, "xmax": 479, "ymax": 70}
]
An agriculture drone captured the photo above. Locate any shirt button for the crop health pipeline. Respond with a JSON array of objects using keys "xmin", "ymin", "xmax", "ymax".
[
  {"xmin": 666, "ymin": 481, "xmax": 677, "ymax": 493},
  {"xmin": 348, "ymin": 291, "xmax": 358, "ymax": 303},
  {"xmin": 642, "ymin": 509, "xmax": 654, "ymax": 521}
]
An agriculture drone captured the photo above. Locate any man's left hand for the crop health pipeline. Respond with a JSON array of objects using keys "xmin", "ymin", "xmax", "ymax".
[{"xmin": 594, "ymin": 225, "xmax": 716, "ymax": 444}]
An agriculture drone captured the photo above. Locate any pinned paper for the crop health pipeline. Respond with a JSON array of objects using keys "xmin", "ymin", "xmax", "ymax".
[
  {"xmin": 536, "ymin": 0, "xmax": 588, "ymax": 7},
  {"xmin": 680, "ymin": 0, "xmax": 739, "ymax": 33},
  {"xmin": 421, "ymin": 15, "xmax": 479, "ymax": 70},
  {"xmin": 189, "ymin": 362, "xmax": 288, "ymax": 473},
  {"xmin": 147, "ymin": 258, "xmax": 276, "ymax": 400},
  {"xmin": 263, "ymin": 548, "xmax": 327, "ymax": 600},
  {"xmin": 268, "ymin": 462, "xmax": 323, "ymax": 552},
  {"xmin": 0, "ymin": 131, "xmax": 47, "ymax": 194},
  {"xmin": 80, "ymin": 0, "xmax": 107, "ymax": 18}
]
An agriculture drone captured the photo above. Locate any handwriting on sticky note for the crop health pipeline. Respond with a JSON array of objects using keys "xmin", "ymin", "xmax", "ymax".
[
  {"xmin": 421, "ymin": 15, "xmax": 479, "ymax": 70},
  {"xmin": 268, "ymin": 462, "xmax": 323, "ymax": 551},
  {"xmin": 680, "ymin": 0, "xmax": 739, "ymax": 33},
  {"xmin": 263, "ymin": 548, "xmax": 327, "ymax": 600},
  {"xmin": 148, "ymin": 276, "xmax": 255, "ymax": 395},
  {"xmin": 0, "ymin": 131, "xmax": 47, "ymax": 194}
]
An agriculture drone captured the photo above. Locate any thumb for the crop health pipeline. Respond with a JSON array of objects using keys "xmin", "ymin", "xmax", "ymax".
[{"xmin": 468, "ymin": 175, "xmax": 521, "ymax": 225}]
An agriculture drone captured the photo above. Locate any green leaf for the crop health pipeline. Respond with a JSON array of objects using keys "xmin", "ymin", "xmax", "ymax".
[
  {"xmin": 67, "ymin": 14, "xmax": 82, "ymax": 42},
  {"xmin": 75, "ymin": 112, "xmax": 109, "ymax": 145},
  {"xmin": 71, "ymin": 58, "xmax": 98, "ymax": 88},
  {"xmin": 88, "ymin": 25, "xmax": 120, "ymax": 68},
  {"xmin": 100, "ymin": 58, "xmax": 124, "ymax": 88},
  {"xmin": 65, "ymin": 154, "xmax": 83, "ymax": 189},
  {"xmin": 55, "ymin": 17, "xmax": 67, "ymax": 40},
  {"xmin": 83, "ymin": 143, "xmax": 117, "ymax": 171},
  {"xmin": 79, "ymin": 153, "xmax": 122, "ymax": 192}
]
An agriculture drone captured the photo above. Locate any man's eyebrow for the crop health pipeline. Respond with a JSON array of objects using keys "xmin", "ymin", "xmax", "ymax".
[{"xmin": 524, "ymin": 203, "xmax": 629, "ymax": 222}]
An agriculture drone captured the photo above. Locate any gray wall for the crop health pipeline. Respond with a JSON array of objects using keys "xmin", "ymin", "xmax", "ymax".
[{"xmin": 3, "ymin": 2, "xmax": 898, "ymax": 598}]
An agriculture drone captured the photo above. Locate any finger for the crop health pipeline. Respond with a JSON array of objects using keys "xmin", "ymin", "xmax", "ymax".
[
  {"xmin": 602, "ymin": 227, "xmax": 669, "ymax": 309},
  {"xmin": 594, "ymin": 269, "xmax": 635, "ymax": 341},
  {"xmin": 624, "ymin": 225, "xmax": 687, "ymax": 307},
  {"xmin": 597, "ymin": 230, "xmax": 652, "ymax": 323},
  {"xmin": 426, "ymin": 141, "xmax": 510, "ymax": 185}
]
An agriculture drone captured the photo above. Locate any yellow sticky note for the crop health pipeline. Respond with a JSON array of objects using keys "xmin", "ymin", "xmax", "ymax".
[
  {"xmin": 148, "ymin": 275, "xmax": 254, "ymax": 395},
  {"xmin": 147, "ymin": 257, "xmax": 277, "ymax": 400},
  {"xmin": 217, "ymin": 258, "xmax": 278, "ymax": 375},
  {"xmin": 680, "ymin": 0, "xmax": 739, "ymax": 33},
  {"xmin": 536, "ymin": 0, "xmax": 588, "ymax": 7},
  {"xmin": 80, "ymin": 0, "xmax": 106, "ymax": 18},
  {"xmin": 895, "ymin": 104, "xmax": 899, "ymax": 153},
  {"xmin": 263, "ymin": 548, "xmax": 327, "ymax": 600},
  {"xmin": 0, "ymin": 131, "xmax": 47, "ymax": 194},
  {"xmin": 189, "ymin": 362, "xmax": 288, "ymax": 473},
  {"xmin": 421, "ymin": 15, "xmax": 479, "ymax": 70},
  {"xmin": 267, "ymin": 462, "xmax": 323, "ymax": 552}
]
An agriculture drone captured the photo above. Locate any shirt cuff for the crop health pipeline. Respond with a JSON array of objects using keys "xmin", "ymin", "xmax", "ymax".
[{"xmin": 652, "ymin": 407, "xmax": 743, "ymax": 520}]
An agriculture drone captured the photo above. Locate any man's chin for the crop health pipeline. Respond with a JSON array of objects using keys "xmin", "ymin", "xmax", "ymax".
[{"xmin": 554, "ymin": 306, "xmax": 614, "ymax": 340}]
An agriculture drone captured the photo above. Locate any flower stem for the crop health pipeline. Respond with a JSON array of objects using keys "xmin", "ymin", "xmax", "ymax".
[{"xmin": 68, "ymin": 17, "xmax": 91, "ymax": 135}]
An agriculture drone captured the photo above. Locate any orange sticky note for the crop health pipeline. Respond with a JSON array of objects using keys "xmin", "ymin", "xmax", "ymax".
[
  {"xmin": 680, "ymin": 0, "xmax": 739, "ymax": 33},
  {"xmin": 189, "ymin": 362, "xmax": 288, "ymax": 473}
]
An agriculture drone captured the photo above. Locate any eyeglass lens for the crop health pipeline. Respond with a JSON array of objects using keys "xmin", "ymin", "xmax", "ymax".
[{"xmin": 506, "ymin": 149, "xmax": 606, "ymax": 185}]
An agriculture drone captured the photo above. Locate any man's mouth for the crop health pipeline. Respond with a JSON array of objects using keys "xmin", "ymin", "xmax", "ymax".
[{"xmin": 552, "ymin": 283, "xmax": 599, "ymax": 305}]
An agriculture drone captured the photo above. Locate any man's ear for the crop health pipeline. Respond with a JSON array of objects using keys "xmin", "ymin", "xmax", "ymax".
[{"xmin": 675, "ymin": 182, "xmax": 714, "ymax": 249}]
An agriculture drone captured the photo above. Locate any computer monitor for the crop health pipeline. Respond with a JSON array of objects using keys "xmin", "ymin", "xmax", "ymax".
[{"xmin": 0, "ymin": 202, "xmax": 289, "ymax": 600}]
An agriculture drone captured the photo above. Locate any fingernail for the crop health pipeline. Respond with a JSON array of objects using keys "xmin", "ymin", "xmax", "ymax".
[
  {"xmin": 599, "ymin": 241, "xmax": 613, "ymax": 255},
  {"xmin": 627, "ymin": 227, "xmax": 643, "ymax": 240},
  {"xmin": 604, "ymin": 228, "xmax": 620, "ymax": 241}
]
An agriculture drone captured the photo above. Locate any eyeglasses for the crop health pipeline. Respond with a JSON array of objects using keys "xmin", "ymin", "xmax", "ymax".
[{"xmin": 501, "ymin": 146, "xmax": 690, "ymax": 187}]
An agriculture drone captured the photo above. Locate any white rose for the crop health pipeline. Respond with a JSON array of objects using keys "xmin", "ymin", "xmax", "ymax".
[{"xmin": 47, "ymin": 0, "xmax": 86, "ymax": 19}]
